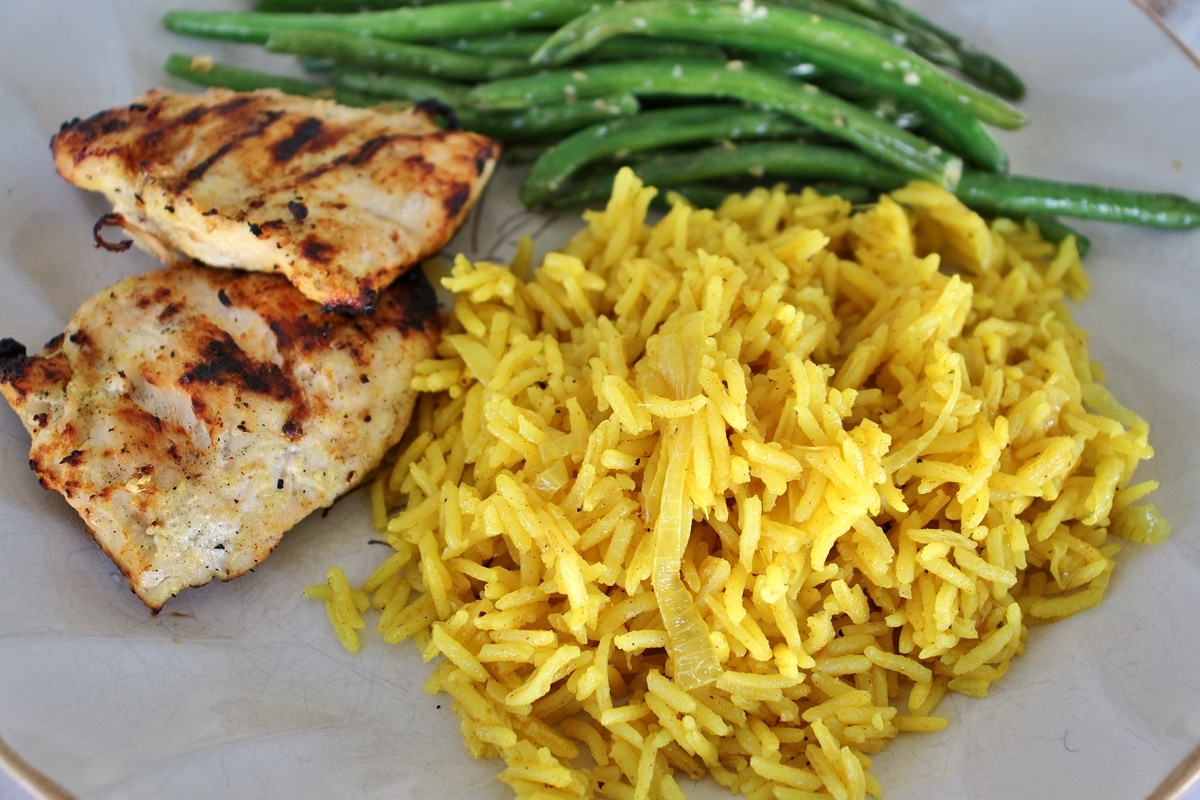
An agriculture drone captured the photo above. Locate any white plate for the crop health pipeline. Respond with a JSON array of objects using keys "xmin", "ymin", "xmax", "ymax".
[{"xmin": 2, "ymin": 1, "xmax": 1200, "ymax": 798}]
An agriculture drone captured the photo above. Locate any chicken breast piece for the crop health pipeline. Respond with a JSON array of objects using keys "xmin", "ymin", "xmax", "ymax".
[
  {"xmin": 51, "ymin": 87, "xmax": 498, "ymax": 313},
  {"xmin": 0, "ymin": 263, "xmax": 438, "ymax": 609}
]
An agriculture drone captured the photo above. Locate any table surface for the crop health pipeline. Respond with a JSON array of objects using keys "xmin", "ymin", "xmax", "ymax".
[{"xmin": 1, "ymin": 3, "xmax": 1198, "ymax": 800}]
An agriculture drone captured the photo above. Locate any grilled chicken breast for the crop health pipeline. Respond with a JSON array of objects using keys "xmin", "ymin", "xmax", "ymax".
[
  {"xmin": 0, "ymin": 263, "xmax": 438, "ymax": 609},
  {"xmin": 51, "ymin": 87, "xmax": 498, "ymax": 312}
]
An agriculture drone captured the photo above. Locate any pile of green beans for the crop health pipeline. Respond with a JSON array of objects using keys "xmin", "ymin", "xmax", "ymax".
[{"xmin": 161, "ymin": 0, "xmax": 1200, "ymax": 231}]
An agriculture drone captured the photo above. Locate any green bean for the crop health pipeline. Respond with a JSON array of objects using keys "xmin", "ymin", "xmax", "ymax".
[
  {"xmin": 254, "ymin": 0, "xmax": 458, "ymax": 10},
  {"xmin": 163, "ymin": 52, "xmax": 377, "ymax": 105},
  {"xmin": 756, "ymin": 62, "xmax": 919, "ymax": 128},
  {"xmin": 255, "ymin": 0, "xmax": 475, "ymax": 8},
  {"xmin": 164, "ymin": 0, "xmax": 609, "ymax": 45},
  {"xmin": 459, "ymin": 94, "xmax": 641, "ymax": 141},
  {"xmin": 955, "ymin": 45, "xmax": 1026, "ymax": 104},
  {"xmin": 332, "ymin": 66, "xmax": 468, "ymax": 105},
  {"xmin": 735, "ymin": 47, "xmax": 1007, "ymax": 174},
  {"xmin": 582, "ymin": 38, "xmax": 728, "ymax": 63},
  {"xmin": 911, "ymin": 102, "xmax": 1007, "ymax": 173},
  {"xmin": 465, "ymin": 60, "xmax": 963, "ymax": 187},
  {"xmin": 770, "ymin": 0, "xmax": 961, "ymax": 69},
  {"xmin": 749, "ymin": 57, "xmax": 858, "ymax": 95},
  {"xmin": 265, "ymin": 29, "xmax": 534, "ymax": 80},
  {"xmin": 779, "ymin": 65, "xmax": 926, "ymax": 129},
  {"xmin": 501, "ymin": 142, "xmax": 551, "ymax": 164},
  {"xmin": 530, "ymin": 0, "xmax": 1028, "ymax": 130},
  {"xmin": 332, "ymin": 66, "xmax": 641, "ymax": 140},
  {"xmin": 521, "ymin": 104, "xmax": 810, "ymax": 206},
  {"xmin": 956, "ymin": 174, "xmax": 1200, "ymax": 229},
  {"xmin": 435, "ymin": 31, "xmax": 728, "ymax": 62},
  {"xmin": 436, "ymin": 31, "xmax": 565, "ymax": 58},
  {"xmin": 880, "ymin": 0, "xmax": 1025, "ymax": 100},
  {"xmin": 856, "ymin": 95, "xmax": 922, "ymax": 130},
  {"xmin": 743, "ymin": 43, "xmax": 1014, "ymax": 170},
  {"xmin": 827, "ymin": 0, "xmax": 1024, "ymax": 100},
  {"xmin": 298, "ymin": 55, "xmax": 336, "ymax": 73},
  {"xmin": 542, "ymin": 140, "xmax": 907, "ymax": 207}
]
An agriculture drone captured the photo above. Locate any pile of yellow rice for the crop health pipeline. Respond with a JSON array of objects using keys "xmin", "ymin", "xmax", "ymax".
[{"xmin": 310, "ymin": 168, "xmax": 1168, "ymax": 800}]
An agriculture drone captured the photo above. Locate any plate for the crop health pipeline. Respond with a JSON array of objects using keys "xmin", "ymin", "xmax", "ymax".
[{"xmin": 2, "ymin": 1, "xmax": 1200, "ymax": 798}]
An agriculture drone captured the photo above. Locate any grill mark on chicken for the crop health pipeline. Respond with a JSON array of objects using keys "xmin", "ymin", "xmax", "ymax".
[
  {"xmin": 177, "ymin": 109, "xmax": 286, "ymax": 191},
  {"xmin": 179, "ymin": 332, "xmax": 297, "ymax": 403},
  {"xmin": 473, "ymin": 143, "xmax": 500, "ymax": 177},
  {"xmin": 371, "ymin": 266, "xmax": 439, "ymax": 333},
  {"xmin": 300, "ymin": 235, "xmax": 334, "ymax": 264},
  {"xmin": 0, "ymin": 338, "xmax": 27, "ymax": 363},
  {"xmin": 443, "ymin": 181, "xmax": 472, "ymax": 220},
  {"xmin": 100, "ymin": 117, "xmax": 130, "ymax": 135},
  {"xmin": 179, "ymin": 94, "xmax": 257, "ymax": 126},
  {"xmin": 294, "ymin": 134, "xmax": 402, "ymax": 185},
  {"xmin": 272, "ymin": 116, "xmax": 326, "ymax": 163},
  {"xmin": 339, "ymin": 287, "xmax": 378, "ymax": 317},
  {"xmin": 401, "ymin": 153, "xmax": 435, "ymax": 181},
  {"xmin": 346, "ymin": 134, "xmax": 393, "ymax": 166},
  {"xmin": 190, "ymin": 393, "xmax": 208, "ymax": 419},
  {"xmin": 135, "ymin": 285, "xmax": 173, "ymax": 311},
  {"xmin": 0, "ymin": 341, "xmax": 67, "ymax": 398},
  {"xmin": 140, "ymin": 127, "xmax": 166, "ymax": 153},
  {"xmin": 267, "ymin": 316, "xmax": 333, "ymax": 355}
]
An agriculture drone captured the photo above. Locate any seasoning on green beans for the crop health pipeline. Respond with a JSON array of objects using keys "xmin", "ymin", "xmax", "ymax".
[
  {"xmin": 164, "ymin": 0, "xmax": 611, "ymax": 45},
  {"xmin": 254, "ymin": 0, "xmax": 438, "ymax": 10},
  {"xmin": 456, "ymin": 94, "xmax": 642, "ymax": 142},
  {"xmin": 521, "ymin": 104, "xmax": 811, "ymax": 206},
  {"xmin": 828, "ymin": 0, "xmax": 1025, "ymax": 99},
  {"xmin": 775, "ymin": 0, "xmax": 963, "ymax": 69},
  {"xmin": 530, "ymin": 0, "xmax": 1029, "ymax": 130},
  {"xmin": 331, "ymin": 66, "xmax": 468, "ymax": 106},
  {"xmin": 465, "ymin": 59, "xmax": 964, "ymax": 188},
  {"xmin": 265, "ymin": 29, "xmax": 536, "ymax": 81},
  {"xmin": 908, "ymin": 101, "xmax": 1008, "ymax": 173},
  {"xmin": 327, "ymin": 65, "xmax": 644, "ymax": 139},
  {"xmin": 434, "ymin": 31, "xmax": 728, "ymax": 62}
]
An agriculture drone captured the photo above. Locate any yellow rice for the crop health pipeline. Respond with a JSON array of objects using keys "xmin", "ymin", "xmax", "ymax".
[{"xmin": 314, "ymin": 168, "xmax": 1168, "ymax": 799}]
